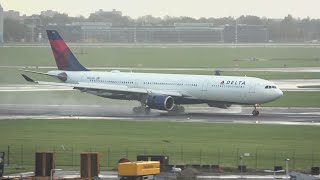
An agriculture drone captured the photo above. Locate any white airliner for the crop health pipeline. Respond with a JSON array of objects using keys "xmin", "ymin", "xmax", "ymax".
[{"xmin": 21, "ymin": 30, "xmax": 283, "ymax": 116}]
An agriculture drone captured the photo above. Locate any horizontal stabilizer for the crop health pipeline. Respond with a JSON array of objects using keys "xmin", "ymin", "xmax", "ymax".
[
  {"xmin": 19, "ymin": 69, "xmax": 66, "ymax": 79},
  {"xmin": 21, "ymin": 74, "xmax": 35, "ymax": 83}
]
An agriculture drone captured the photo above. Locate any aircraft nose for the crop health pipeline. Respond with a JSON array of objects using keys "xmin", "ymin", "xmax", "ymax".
[{"xmin": 276, "ymin": 89, "xmax": 283, "ymax": 98}]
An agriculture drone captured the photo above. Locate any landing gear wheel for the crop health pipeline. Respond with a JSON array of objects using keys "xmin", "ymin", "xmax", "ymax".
[
  {"xmin": 252, "ymin": 110, "xmax": 259, "ymax": 116},
  {"xmin": 178, "ymin": 106, "xmax": 185, "ymax": 113},
  {"xmin": 132, "ymin": 106, "xmax": 150, "ymax": 115},
  {"xmin": 133, "ymin": 107, "xmax": 140, "ymax": 114},
  {"xmin": 252, "ymin": 104, "xmax": 260, "ymax": 116},
  {"xmin": 144, "ymin": 107, "xmax": 151, "ymax": 114},
  {"xmin": 169, "ymin": 105, "xmax": 185, "ymax": 114}
]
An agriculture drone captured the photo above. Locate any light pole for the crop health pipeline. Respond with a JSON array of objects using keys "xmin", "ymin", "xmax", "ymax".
[
  {"xmin": 50, "ymin": 169, "xmax": 62, "ymax": 180},
  {"xmin": 285, "ymin": 158, "xmax": 290, "ymax": 179}
]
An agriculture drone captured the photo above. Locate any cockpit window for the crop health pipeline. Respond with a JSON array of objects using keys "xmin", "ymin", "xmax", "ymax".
[
  {"xmin": 264, "ymin": 85, "xmax": 277, "ymax": 89},
  {"xmin": 265, "ymin": 85, "xmax": 277, "ymax": 89}
]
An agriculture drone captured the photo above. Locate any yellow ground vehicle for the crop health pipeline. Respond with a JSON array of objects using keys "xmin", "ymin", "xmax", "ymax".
[{"xmin": 118, "ymin": 161, "xmax": 160, "ymax": 180}]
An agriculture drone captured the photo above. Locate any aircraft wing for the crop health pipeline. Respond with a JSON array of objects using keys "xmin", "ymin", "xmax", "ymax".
[{"xmin": 21, "ymin": 74, "xmax": 187, "ymax": 97}]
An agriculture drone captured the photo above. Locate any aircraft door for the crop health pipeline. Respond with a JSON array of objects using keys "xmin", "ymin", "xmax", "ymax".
[
  {"xmin": 134, "ymin": 79, "xmax": 139, "ymax": 88},
  {"xmin": 201, "ymin": 81, "xmax": 209, "ymax": 99},
  {"xmin": 202, "ymin": 82, "xmax": 208, "ymax": 91},
  {"xmin": 81, "ymin": 75, "xmax": 87, "ymax": 82},
  {"xmin": 249, "ymin": 82, "xmax": 256, "ymax": 93}
]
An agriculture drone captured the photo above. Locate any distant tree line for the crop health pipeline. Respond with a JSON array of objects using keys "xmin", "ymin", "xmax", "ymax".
[{"xmin": 3, "ymin": 12, "xmax": 320, "ymax": 42}]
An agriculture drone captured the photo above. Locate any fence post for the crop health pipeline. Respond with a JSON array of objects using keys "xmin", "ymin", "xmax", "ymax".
[
  {"xmin": 217, "ymin": 148, "xmax": 220, "ymax": 165},
  {"xmin": 7, "ymin": 145, "xmax": 10, "ymax": 166},
  {"xmin": 180, "ymin": 146, "xmax": 183, "ymax": 162},
  {"xmin": 21, "ymin": 144, "xmax": 23, "ymax": 167},
  {"xmin": 273, "ymin": 152, "xmax": 276, "ymax": 166},
  {"xmin": 200, "ymin": 149, "xmax": 202, "ymax": 165},
  {"xmin": 311, "ymin": 151, "xmax": 314, "ymax": 167},
  {"xmin": 292, "ymin": 149, "xmax": 295, "ymax": 169},
  {"xmin": 107, "ymin": 146, "xmax": 110, "ymax": 167},
  {"xmin": 236, "ymin": 149, "xmax": 239, "ymax": 166},
  {"xmin": 72, "ymin": 146, "xmax": 74, "ymax": 168},
  {"xmin": 255, "ymin": 148, "xmax": 258, "ymax": 170}
]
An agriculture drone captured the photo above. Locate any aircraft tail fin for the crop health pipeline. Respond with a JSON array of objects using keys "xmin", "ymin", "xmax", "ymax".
[{"xmin": 46, "ymin": 30, "xmax": 89, "ymax": 71}]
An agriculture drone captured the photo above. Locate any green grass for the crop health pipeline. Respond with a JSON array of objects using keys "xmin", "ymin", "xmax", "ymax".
[
  {"xmin": 1, "ymin": 46, "xmax": 320, "ymax": 84},
  {"xmin": 0, "ymin": 119, "xmax": 319, "ymax": 173},
  {"xmin": 1, "ymin": 46, "xmax": 320, "ymax": 68}
]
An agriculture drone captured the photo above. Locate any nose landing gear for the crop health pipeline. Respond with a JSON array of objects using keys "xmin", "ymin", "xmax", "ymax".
[{"xmin": 252, "ymin": 104, "xmax": 260, "ymax": 116}]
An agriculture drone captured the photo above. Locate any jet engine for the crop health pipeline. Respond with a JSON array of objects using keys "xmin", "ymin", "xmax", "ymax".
[
  {"xmin": 208, "ymin": 103, "xmax": 232, "ymax": 109},
  {"xmin": 146, "ymin": 95, "xmax": 175, "ymax": 111}
]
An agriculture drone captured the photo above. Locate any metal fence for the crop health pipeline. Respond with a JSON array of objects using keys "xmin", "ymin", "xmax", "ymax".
[{"xmin": 1, "ymin": 145, "xmax": 319, "ymax": 171}]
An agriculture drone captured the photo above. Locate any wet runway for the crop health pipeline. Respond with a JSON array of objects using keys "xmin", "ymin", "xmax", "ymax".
[
  {"xmin": 0, "ymin": 80, "xmax": 320, "ymax": 125},
  {"xmin": 1, "ymin": 104, "xmax": 320, "ymax": 125}
]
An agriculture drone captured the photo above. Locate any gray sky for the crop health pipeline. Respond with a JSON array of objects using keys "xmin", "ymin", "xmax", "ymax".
[{"xmin": 1, "ymin": 0, "xmax": 319, "ymax": 19}]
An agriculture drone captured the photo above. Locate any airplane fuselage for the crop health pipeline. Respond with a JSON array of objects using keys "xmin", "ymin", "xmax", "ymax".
[{"xmin": 49, "ymin": 70, "xmax": 283, "ymax": 105}]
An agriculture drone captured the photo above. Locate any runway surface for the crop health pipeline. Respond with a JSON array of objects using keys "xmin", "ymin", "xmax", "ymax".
[
  {"xmin": 1, "ymin": 104, "xmax": 320, "ymax": 125},
  {"xmin": 0, "ymin": 79, "xmax": 319, "ymax": 124}
]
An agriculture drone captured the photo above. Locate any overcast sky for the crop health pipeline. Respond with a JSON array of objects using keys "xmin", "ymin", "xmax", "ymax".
[{"xmin": 1, "ymin": 0, "xmax": 319, "ymax": 19}]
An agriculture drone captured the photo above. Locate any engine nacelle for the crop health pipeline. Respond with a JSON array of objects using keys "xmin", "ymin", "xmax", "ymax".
[
  {"xmin": 208, "ymin": 103, "xmax": 232, "ymax": 109},
  {"xmin": 146, "ymin": 95, "xmax": 175, "ymax": 111}
]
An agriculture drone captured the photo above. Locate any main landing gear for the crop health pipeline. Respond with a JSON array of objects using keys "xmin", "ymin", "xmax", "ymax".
[
  {"xmin": 252, "ymin": 104, "xmax": 260, "ymax": 116},
  {"xmin": 133, "ymin": 104, "xmax": 151, "ymax": 115},
  {"xmin": 169, "ymin": 105, "xmax": 185, "ymax": 114}
]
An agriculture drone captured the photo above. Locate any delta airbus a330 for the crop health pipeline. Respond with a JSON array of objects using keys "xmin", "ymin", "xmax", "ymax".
[{"xmin": 21, "ymin": 30, "xmax": 283, "ymax": 116}]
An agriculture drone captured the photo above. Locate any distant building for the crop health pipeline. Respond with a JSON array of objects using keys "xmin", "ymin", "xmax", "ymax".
[
  {"xmin": 45, "ymin": 22, "xmax": 225, "ymax": 43},
  {"xmin": 0, "ymin": 4, "xmax": 3, "ymax": 43},
  {"xmin": 24, "ymin": 16, "xmax": 41, "ymax": 42},
  {"xmin": 4, "ymin": 10, "xmax": 20, "ymax": 20},
  {"xmin": 90, "ymin": 9, "xmax": 122, "ymax": 16},
  {"xmin": 40, "ymin": 10, "xmax": 59, "ymax": 18},
  {"xmin": 223, "ymin": 24, "xmax": 268, "ymax": 43}
]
